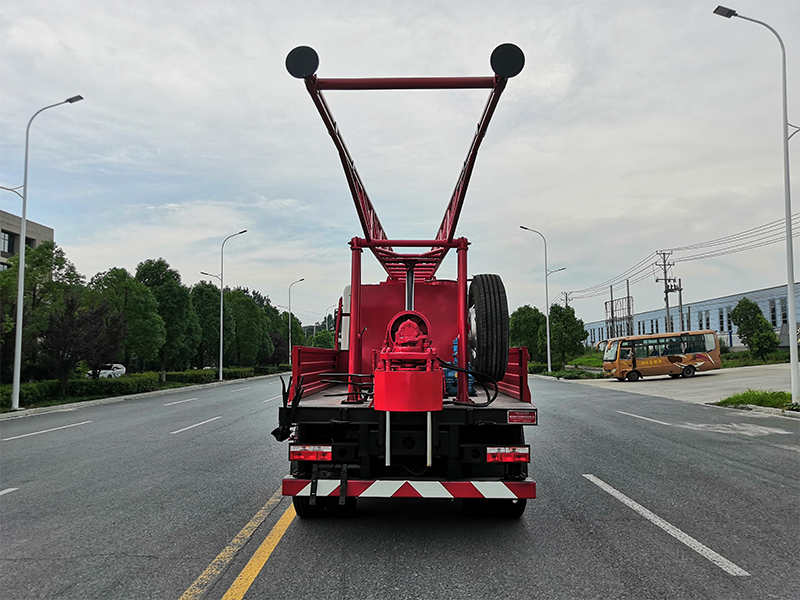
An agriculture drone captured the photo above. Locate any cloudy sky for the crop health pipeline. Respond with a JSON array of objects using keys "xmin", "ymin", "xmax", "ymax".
[{"xmin": 1, "ymin": 0, "xmax": 798, "ymax": 327}]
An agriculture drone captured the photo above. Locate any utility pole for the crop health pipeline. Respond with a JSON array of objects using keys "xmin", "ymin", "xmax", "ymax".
[
  {"xmin": 610, "ymin": 285, "xmax": 616, "ymax": 338},
  {"xmin": 677, "ymin": 278, "xmax": 684, "ymax": 332},
  {"xmin": 626, "ymin": 279, "xmax": 633, "ymax": 335},
  {"xmin": 655, "ymin": 251, "xmax": 681, "ymax": 333},
  {"xmin": 563, "ymin": 291, "xmax": 572, "ymax": 307}
]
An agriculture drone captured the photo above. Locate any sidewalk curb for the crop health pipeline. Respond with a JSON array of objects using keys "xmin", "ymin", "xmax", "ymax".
[
  {"xmin": 0, "ymin": 372, "xmax": 290, "ymax": 421},
  {"xmin": 709, "ymin": 403, "xmax": 800, "ymax": 420}
]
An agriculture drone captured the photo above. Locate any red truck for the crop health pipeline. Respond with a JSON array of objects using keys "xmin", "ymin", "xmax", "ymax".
[{"xmin": 273, "ymin": 44, "xmax": 537, "ymax": 518}]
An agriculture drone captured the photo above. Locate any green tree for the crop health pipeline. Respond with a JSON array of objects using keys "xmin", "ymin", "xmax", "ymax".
[
  {"xmin": 225, "ymin": 289, "xmax": 266, "ymax": 367},
  {"xmin": 191, "ymin": 281, "xmax": 232, "ymax": 368},
  {"xmin": 509, "ymin": 304, "xmax": 546, "ymax": 362},
  {"xmin": 0, "ymin": 241, "xmax": 84, "ymax": 383},
  {"xmin": 311, "ymin": 329, "xmax": 335, "ymax": 349},
  {"xmin": 135, "ymin": 258, "xmax": 198, "ymax": 379},
  {"xmin": 730, "ymin": 297, "xmax": 779, "ymax": 360},
  {"xmin": 281, "ymin": 311, "xmax": 306, "ymax": 361},
  {"xmin": 87, "ymin": 268, "xmax": 165, "ymax": 368},
  {"xmin": 545, "ymin": 304, "xmax": 588, "ymax": 370}
]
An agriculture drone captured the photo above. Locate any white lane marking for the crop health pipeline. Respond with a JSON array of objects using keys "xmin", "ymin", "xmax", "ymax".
[
  {"xmin": 617, "ymin": 411, "xmax": 671, "ymax": 426},
  {"xmin": 262, "ymin": 395, "xmax": 282, "ymax": 403},
  {"xmin": 164, "ymin": 398, "xmax": 199, "ymax": 407},
  {"xmin": 231, "ymin": 387, "xmax": 251, "ymax": 393},
  {"xmin": 0, "ymin": 488, "xmax": 19, "ymax": 496},
  {"xmin": 583, "ymin": 474, "xmax": 750, "ymax": 577},
  {"xmin": 771, "ymin": 443, "xmax": 800, "ymax": 454},
  {"xmin": 676, "ymin": 423, "xmax": 793, "ymax": 437},
  {"xmin": 1, "ymin": 421, "xmax": 93, "ymax": 442},
  {"xmin": 169, "ymin": 417, "xmax": 221, "ymax": 435},
  {"xmin": 617, "ymin": 412, "xmax": 793, "ymax": 438}
]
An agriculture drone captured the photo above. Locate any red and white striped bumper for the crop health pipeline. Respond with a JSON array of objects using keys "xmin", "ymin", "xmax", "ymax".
[{"xmin": 282, "ymin": 478, "xmax": 536, "ymax": 499}]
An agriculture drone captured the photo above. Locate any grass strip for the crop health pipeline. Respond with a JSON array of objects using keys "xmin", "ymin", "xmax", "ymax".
[{"xmin": 715, "ymin": 389, "xmax": 797, "ymax": 411}]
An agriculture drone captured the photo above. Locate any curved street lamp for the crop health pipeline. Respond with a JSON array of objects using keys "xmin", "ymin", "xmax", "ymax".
[
  {"xmin": 11, "ymin": 95, "xmax": 83, "ymax": 411},
  {"xmin": 521, "ymin": 226, "xmax": 565, "ymax": 373},
  {"xmin": 288, "ymin": 278, "xmax": 304, "ymax": 366},
  {"xmin": 208, "ymin": 230, "xmax": 247, "ymax": 381},
  {"xmin": 714, "ymin": 6, "xmax": 800, "ymax": 403}
]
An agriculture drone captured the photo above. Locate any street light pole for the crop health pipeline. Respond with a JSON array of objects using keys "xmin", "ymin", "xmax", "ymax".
[
  {"xmin": 215, "ymin": 230, "xmax": 247, "ymax": 381},
  {"xmin": 11, "ymin": 95, "xmax": 83, "ymax": 411},
  {"xmin": 521, "ymin": 226, "xmax": 565, "ymax": 373},
  {"xmin": 325, "ymin": 304, "xmax": 337, "ymax": 332},
  {"xmin": 714, "ymin": 6, "xmax": 800, "ymax": 404},
  {"xmin": 288, "ymin": 278, "xmax": 304, "ymax": 367}
]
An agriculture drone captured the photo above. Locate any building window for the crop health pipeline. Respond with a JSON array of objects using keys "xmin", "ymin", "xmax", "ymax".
[
  {"xmin": 1, "ymin": 231, "xmax": 13, "ymax": 254},
  {"xmin": 718, "ymin": 308, "xmax": 724, "ymax": 332},
  {"xmin": 781, "ymin": 297, "xmax": 788, "ymax": 325},
  {"xmin": 656, "ymin": 319, "xmax": 660, "ymax": 334},
  {"xmin": 769, "ymin": 300, "xmax": 777, "ymax": 326},
  {"xmin": 726, "ymin": 306, "xmax": 732, "ymax": 332}
]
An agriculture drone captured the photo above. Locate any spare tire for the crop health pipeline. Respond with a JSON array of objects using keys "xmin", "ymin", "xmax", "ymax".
[{"xmin": 468, "ymin": 274, "xmax": 509, "ymax": 382}]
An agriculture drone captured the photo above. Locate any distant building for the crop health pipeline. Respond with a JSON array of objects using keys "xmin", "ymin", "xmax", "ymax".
[
  {"xmin": 583, "ymin": 284, "xmax": 798, "ymax": 350},
  {"xmin": 0, "ymin": 210, "xmax": 54, "ymax": 270}
]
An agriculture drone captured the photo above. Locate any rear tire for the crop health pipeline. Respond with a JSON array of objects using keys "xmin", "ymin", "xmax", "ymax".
[
  {"xmin": 468, "ymin": 274, "xmax": 509, "ymax": 383},
  {"xmin": 293, "ymin": 496, "xmax": 325, "ymax": 518},
  {"xmin": 626, "ymin": 370, "xmax": 640, "ymax": 382},
  {"xmin": 682, "ymin": 365, "xmax": 696, "ymax": 378}
]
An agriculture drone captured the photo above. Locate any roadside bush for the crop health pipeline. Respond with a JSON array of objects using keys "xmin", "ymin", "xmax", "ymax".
[
  {"xmin": 253, "ymin": 366, "xmax": 279, "ymax": 376},
  {"xmin": 1, "ymin": 373, "xmax": 159, "ymax": 410},
  {"xmin": 166, "ymin": 370, "xmax": 217, "ymax": 384},
  {"xmin": 65, "ymin": 372, "xmax": 159, "ymax": 397},
  {"xmin": 277, "ymin": 364, "xmax": 291, "ymax": 372},
  {"xmin": 527, "ymin": 362, "xmax": 548, "ymax": 374},
  {"xmin": 544, "ymin": 369, "xmax": 605, "ymax": 380},
  {"xmin": 0, "ymin": 380, "xmax": 61, "ymax": 410},
  {"xmin": 223, "ymin": 367, "xmax": 254, "ymax": 380}
]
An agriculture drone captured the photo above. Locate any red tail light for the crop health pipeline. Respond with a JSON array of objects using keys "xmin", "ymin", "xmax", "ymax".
[
  {"xmin": 486, "ymin": 446, "xmax": 530, "ymax": 463},
  {"xmin": 289, "ymin": 445, "xmax": 332, "ymax": 461}
]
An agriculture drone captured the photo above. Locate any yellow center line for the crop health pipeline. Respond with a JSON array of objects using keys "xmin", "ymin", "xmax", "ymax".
[
  {"xmin": 178, "ymin": 488, "xmax": 283, "ymax": 600},
  {"xmin": 221, "ymin": 504, "xmax": 297, "ymax": 600}
]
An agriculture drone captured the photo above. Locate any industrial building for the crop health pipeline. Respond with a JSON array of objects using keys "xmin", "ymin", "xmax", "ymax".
[{"xmin": 583, "ymin": 284, "xmax": 798, "ymax": 350}]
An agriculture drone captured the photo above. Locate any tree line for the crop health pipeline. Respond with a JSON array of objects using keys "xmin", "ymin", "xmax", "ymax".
[
  {"xmin": 509, "ymin": 303, "xmax": 588, "ymax": 370},
  {"xmin": 0, "ymin": 242, "xmax": 335, "ymax": 392}
]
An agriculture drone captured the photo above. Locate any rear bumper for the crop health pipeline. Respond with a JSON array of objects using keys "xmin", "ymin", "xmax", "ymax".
[{"xmin": 282, "ymin": 477, "xmax": 536, "ymax": 499}]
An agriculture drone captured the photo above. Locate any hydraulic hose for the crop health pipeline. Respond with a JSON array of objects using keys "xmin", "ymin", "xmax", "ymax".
[{"xmin": 437, "ymin": 358, "xmax": 499, "ymax": 407}]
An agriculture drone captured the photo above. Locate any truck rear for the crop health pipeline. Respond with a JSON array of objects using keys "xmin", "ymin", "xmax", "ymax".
[{"xmin": 273, "ymin": 44, "xmax": 537, "ymax": 518}]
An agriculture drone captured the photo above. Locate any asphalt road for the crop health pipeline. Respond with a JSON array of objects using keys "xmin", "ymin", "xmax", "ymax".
[{"xmin": 1, "ymin": 373, "xmax": 798, "ymax": 599}]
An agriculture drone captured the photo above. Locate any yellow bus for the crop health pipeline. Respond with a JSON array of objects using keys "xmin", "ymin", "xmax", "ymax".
[{"xmin": 602, "ymin": 330, "xmax": 721, "ymax": 382}]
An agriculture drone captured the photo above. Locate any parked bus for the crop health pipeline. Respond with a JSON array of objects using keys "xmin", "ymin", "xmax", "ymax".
[{"xmin": 602, "ymin": 330, "xmax": 720, "ymax": 381}]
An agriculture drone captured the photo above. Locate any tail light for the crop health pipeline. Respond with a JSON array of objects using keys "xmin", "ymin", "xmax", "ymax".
[
  {"xmin": 486, "ymin": 446, "xmax": 530, "ymax": 463},
  {"xmin": 289, "ymin": 445, "xmax": 332, "ymax": 461}
]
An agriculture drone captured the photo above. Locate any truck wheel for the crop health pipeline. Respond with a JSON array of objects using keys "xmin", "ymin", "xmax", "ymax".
[
  {"xmin": 292, "ymin": 496, "xmax": 325, "ymax": 518},
  {"xmin": 468, "ymin": 274, "xmax": 509, "ymax": 383},
  {"xmin": 495, "ymin": 498, "xmax": 527, "ymax": 519}
]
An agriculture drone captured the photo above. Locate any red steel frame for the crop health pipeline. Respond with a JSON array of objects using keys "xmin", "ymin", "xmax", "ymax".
[
  {"xmin": 300, "ymin": 66, "xmax": 513, "ymax": 405},
  {"xmin": 302, "ymin": 73, "xmax": 509, "ymax": 281}
]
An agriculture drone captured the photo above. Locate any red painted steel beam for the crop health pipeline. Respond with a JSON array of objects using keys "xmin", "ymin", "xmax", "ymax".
[
  {"xmin": 314, "ymin": 77, "xmax": 496, "ymax": 90},
  {"xmin": 434, "ymin": 77, "xmax": 508, "ymax": 247}
]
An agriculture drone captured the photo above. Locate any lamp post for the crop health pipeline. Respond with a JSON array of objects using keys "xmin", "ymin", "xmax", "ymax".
[
  {"xmin": 288, "ymin": 278, "xmax": 304, "ymax": 366},
  {"xmin": 521, "ymin": 226, "xmax": 565, "ymax": 373},
  {"xmin": 11, "ymin": 95, "xmax": 83, "ymax": 411},
  {"xmin": 203, "ymin": 230, "xmax": 246, "ymax": 381},
  {"xmin": 325, "ymin": 304, "xmax": 337, "ymax": 332},
  {"xmin": 714, "ymin": 6, "xmax": 800, "ymax": 404}
]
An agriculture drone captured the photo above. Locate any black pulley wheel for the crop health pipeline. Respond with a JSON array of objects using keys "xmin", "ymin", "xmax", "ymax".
[{"xmin": 468, "ymin": 274, "xmax": 509, "ymax": 383}]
